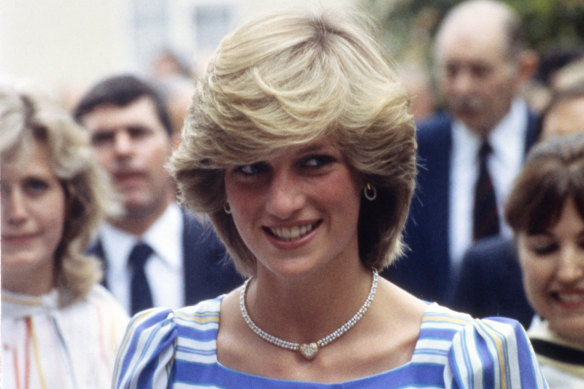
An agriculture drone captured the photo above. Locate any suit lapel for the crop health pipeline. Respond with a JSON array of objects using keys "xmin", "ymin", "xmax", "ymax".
[
  {"xmin": 523, "ymin": 109, "xmax": 541, "ymax": 155},
  {"xmin": 87, "ymin": 238, "xmax": 109, "ymax": 288}
]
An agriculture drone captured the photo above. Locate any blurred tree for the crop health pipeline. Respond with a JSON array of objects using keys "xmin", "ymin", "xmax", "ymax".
[{"xmin": 365, "ymin": 0, "xmax": 584, "ymax": 65}]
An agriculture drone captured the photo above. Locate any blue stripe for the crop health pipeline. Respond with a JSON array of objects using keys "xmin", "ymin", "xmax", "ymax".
[{"xmin": 113, "ymin": 301, "xmax": 548, "ymax": 388}]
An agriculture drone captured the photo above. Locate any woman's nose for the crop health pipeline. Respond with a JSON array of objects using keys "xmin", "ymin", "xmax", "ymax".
[
  {"xmin": 3, "ymin": 189, "xmax": 29, "ymax": 224},
  {"xmin": 557, "ymin": 246, "xmax": 584, "ymax": 283},
  {"xmin": 265, "ymin": 172, "xmax": 305, "ymax": 219}
]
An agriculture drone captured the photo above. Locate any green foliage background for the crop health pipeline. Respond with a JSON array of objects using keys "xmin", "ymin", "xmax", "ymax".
[{"xmin": 365, "ymin": 0, "xmax": 584, "ymax": 66}]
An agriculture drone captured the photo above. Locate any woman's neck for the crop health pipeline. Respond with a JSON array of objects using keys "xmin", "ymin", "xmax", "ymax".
[
  {"xmin": 245, "ymin": 263, "xmax": 374, "ymax": 344},
  {"xmin": 2, "ymin": 261, "xmax": 54, "ymax": 296}
]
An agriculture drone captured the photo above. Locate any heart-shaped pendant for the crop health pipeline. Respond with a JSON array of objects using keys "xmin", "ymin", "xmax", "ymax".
[{"xmin": 299, "ymin": 342, "xmax": 319, "ymax": 360}]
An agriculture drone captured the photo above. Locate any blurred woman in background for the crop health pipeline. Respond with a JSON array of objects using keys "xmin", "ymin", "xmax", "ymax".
[
  {"xmin": 506, "ymin": 133, "xmax": 584, "ymax": 387},
  {"xmin": 1, "ymin": 84, "xmax": 129, "ymax": 388}
]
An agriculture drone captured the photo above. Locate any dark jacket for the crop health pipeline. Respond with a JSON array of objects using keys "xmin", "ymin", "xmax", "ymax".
[
  {"xmin": 448, "ymin": 236, "xmax": 534, "ymax": 328},
  {"xmin": 382, "ymin": 110, "xmax": 540, "ymax": 303},
  {"xmin": 87, "ymin": 210, "xmax": 244, "ymax": 307}
]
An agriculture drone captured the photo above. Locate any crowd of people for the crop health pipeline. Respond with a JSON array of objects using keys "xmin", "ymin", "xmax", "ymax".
[{"xmin": 2, "ymin": 0, "xmax": 584, "ymax": 387}]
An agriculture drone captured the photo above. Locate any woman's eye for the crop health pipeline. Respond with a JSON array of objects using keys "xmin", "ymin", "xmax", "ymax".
[
  {"xmin": 530, "ymin": 243, "xmax": 558, "ymax": 256},
  {"xmin": 235, "ymin": 162, "xmax": 268, "ymax": 176},
  {"xmin": 25, "ymin": 178, "xmax": 49, "ymax": 194},
  {"xmin": 302, "ymin": 155, "xmax": 335, "ymax": 169}
]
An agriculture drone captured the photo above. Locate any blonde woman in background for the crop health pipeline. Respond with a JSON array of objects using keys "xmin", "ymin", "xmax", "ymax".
[{"xmin": 1, "ymin": 84, "xmax": 129, "ymax": 388}]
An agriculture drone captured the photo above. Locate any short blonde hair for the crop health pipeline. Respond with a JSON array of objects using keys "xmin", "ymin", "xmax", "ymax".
[
  {"xmin": 1, "ymin": 85, "xmax": 118, "ymax": 306},
  {"xmin": 170, "ymin": 8, "xmax": 416, "ymax": 276}
]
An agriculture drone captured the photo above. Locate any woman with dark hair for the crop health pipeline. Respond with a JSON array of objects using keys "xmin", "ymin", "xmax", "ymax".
[{"xmin": 505, "ymin": 133, "xmax": 584, "ymax": 387}]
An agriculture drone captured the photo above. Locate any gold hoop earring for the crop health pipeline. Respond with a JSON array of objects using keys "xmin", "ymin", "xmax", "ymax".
[
  {"xmin": 224, "ymin": 203, "xmax": 232, "ymax": 214},
  {"xmin": 364, "ymin": 183, "xmax": 377, "ymax": 201}
]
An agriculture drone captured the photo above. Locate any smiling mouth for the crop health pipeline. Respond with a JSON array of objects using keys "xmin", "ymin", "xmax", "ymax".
[
  {"xmin": 550, "ymin": 291, "xmax": 584, "ymax": 310},
  {"xmin": 2, "ymin": 234, "xmax": 36, "ymax": 244},
  {"xmin": 265, "ymin": 221, "xmax": 321, "ymax": 241},
  {"xmin": 553, "ymin": 292, "xmax": 584, "ymax": 303}
]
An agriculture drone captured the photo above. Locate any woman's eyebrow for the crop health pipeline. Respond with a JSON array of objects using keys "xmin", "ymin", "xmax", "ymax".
[{"xmin": 296, "ymin": 143, "xmax": 329, "ymax": 154}]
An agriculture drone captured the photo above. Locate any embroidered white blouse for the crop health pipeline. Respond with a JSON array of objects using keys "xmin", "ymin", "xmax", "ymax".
[{"xmin": 2, "ymin": 285, "xmax": 129, "ymax": 389}]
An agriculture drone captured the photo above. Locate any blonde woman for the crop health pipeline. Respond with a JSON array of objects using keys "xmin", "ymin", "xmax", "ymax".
[
  {"xmin": 113, "ymin": 8, "xmax": 547, "ymax": 388},
  {"xmin": 1, "ymin": 85, "xmax": 129, "ymax": 388}
]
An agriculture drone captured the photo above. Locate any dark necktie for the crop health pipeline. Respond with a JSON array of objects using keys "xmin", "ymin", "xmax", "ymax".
[
  {"xmin": 472, "ymin": 141, "xmax": 500, "ymax": 241},
  {"xmin": 128, "ymin": 242, "xmax": 154, "ymax": 315}
]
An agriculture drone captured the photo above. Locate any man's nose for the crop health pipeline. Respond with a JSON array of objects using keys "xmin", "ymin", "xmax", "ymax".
[
  {"xmin": 451, "ymin": 70, "xmax": 474, "ymax": 95},
  {"xmin": 113, "ymin": 131, "xmax": 134, "ymax": 155}
]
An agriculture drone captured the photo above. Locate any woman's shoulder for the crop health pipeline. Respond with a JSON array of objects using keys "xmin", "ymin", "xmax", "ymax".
[
  {"xmin": 86, "ymin": 284, "xmax": 127, "ymax": 310},
  {"xmin": 420, "ymin": 302, "xmax": 526, "ymax": 333},
  {"xmin": 418, "ymin": 302, "xmax": 534, "ymax": 354},
  {"xmin": 122, "ymin": 296, "xmax": 223, "ymax": 339},
  {"xmin": 113, "ymin": 296, "xmax": 224, "ymax": 388},
  {"xmin": 415, "ymin": 303, "xmax": 548, "ymax": 388},
  {"xmin": 127, "ymin": 295, "xmax": 223, "ymax": 332}
]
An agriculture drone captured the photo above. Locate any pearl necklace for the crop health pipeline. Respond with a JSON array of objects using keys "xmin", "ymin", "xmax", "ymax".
[{"xmin": 239, "ymin": 269, "xmax": 379, "ymax": 360}]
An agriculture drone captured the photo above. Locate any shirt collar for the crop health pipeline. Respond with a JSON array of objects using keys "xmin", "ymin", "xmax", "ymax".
[
  {"xmin": 2, "ymin": 289, "xmax": 60, "ymax": 319},
  {"xmin": 100, "ymin": 202, "xmax": 183, "ymax": 272},
  {"xmin": 452, "ymin": 98, "xmax": 529, "ymax": 163}
]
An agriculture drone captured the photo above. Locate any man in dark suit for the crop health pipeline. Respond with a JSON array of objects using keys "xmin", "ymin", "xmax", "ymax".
[
  {"xmin": 449, "ymin": 79, "xmax": 584, "ymax": 327},
  {"xmin": 74, "ymin": 75, "xmax": 243, "ymax": 315},
  {"xmin": 383, "ymin": 0, "xmax": 540, "ymax": 303},
  {"xmin": 449, "ymin": 237, "xmax": 534, "ymax": 327}
]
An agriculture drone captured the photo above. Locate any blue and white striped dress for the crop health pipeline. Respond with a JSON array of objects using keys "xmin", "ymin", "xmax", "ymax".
[{"xmin": 113, "ymin": 297, "xmax": 548, "ymax": 388}]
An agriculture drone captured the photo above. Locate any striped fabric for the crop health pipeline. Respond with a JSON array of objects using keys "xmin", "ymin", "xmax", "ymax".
[
  {"xmin": 2, "ymin": 285, "xmax": 129, "ymax": 389},
  {"xmin": 113, "ymin": 298, "xmax": 548, "ymax": 388}
]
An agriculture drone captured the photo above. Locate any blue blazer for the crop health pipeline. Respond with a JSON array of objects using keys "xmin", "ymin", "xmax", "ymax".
[
  {"xmin": 382, "ymin": 110, "xmax": 540, "ymax": 303},
  {"xmin": 88, "ymin": 210, "xmax": 244, "ymax": 307},
  {"xmin": 447, "ymin": 236, "xmax": 534, "ymax": 328}
]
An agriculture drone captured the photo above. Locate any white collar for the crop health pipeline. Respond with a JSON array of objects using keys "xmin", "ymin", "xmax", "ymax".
[
  {"xmin": 452, "ymin": 98, "xmax": 529, "ymax": 162},
  {"xmin": 528, "ymin": 316, "xmax": 584, "ymax": 351},
  {"xmin": 2, "ymin": 289, "xmax": 60, "ymax": 319},
  {"xmin": 100, "ymin": 202, "xmax": 183, "ymax": 273}
]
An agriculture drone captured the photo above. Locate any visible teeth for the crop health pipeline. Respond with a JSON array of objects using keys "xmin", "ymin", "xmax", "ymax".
[
  {"xmin": 270, "ymin": 223, "xmax": 315, "ymax": 240},
  {"xmin": 557, "ymin": 294, "xmax": 584, "ymax": 303}
]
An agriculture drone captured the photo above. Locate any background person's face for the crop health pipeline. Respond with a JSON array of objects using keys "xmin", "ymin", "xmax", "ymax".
[
  {"xmin": 436, "ymin": 23, "xmax": 518, "ymax": 134},
  {"xmin": 517, "ymin": 197, "xmax": 584, "ymax": 347},
  {"xmin": 1, "ymin": 139, "xmax": 65, "ymax": 295},
  {"xmin": 541, "ymin": 97, "xmax": 584, "ymax": 139},
  {"xmin": 81, "ymin": 97, "xmax": 173, "ymax": 219}
]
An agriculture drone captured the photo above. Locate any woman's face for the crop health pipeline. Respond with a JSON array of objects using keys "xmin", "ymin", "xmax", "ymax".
[
  {"xmin": 517, "ymin": 197, "xmax": 584, "ymax": 346},
  {"xmin": 224, "ymin": 139, "xmax": 362, "ymax": 279},
  {"xmin": 1, "ymin": 139, "xmax": 66, "ymax": 295}
]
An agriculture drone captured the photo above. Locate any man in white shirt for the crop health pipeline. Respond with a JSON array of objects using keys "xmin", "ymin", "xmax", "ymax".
[
  {"xmin": 74, "ymin": 75, "xmax": 243, "ymax": 314},
  {"xmin": 383, "ymin": 0, "xmax": 540, "ymax": 303}
]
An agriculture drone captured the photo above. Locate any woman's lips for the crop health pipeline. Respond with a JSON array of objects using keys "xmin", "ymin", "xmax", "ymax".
[
  {"xmin": 2, "ymin": 233, "xmax": 37, "ymax": 246},
  {"xmin": 265, "ymin": 221, "xmax": 321, "ymax": 241},
  {"xmin": 552, "ymin": 290, "xmax": 584, "ymax": 310}
]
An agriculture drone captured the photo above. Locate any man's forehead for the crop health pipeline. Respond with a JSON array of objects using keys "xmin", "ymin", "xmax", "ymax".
[
  {"xmin": 81, "ymin": 97, "xmax": 161, "ymax": 131},
  {"xmin": 436, "ymin": 5, "xmax": 510, "ymax": 62},
  {"xmin": 436, "ymin": 26, "xmax": 509, "ymax": 67}
]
